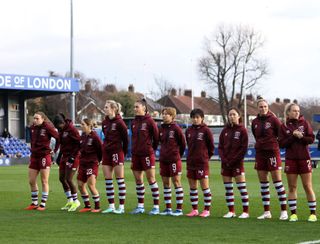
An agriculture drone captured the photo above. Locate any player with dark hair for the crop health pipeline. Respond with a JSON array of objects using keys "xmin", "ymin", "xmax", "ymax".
[
  {"xmin": 159, "ymin": 107, "xmax": 186, "ymax": 216},
  {"xmin": 130, "ymin": 98, "xmax": 160, "ymax": 215},
  {"xmin": 185, "ymin": 108, "xmax": 214, "ymax": 218},
  {"xmin": 24, "ymin": 111, "xmax": 59, "ymax": 211},
  {"xmin": 251, "ymin": 98, "xmax": 288, "ymax": 220},
  {"xmin": 77, "ymin": 118, "xmax": 103, "ymax": 213},
  {"xmin": 101, "ymin": 100, "xmax": 128, "ymax": 214},
  {"xmin": 219, "ymin": 107, "xmax": 249, "ymax": 218},
  {"xmin": 53, "ymin": 113, "xmax": 81, "ymax": 212},
  {"xmin": 279, "ymin": 103, "xmax": 317, "ymax": 222}
]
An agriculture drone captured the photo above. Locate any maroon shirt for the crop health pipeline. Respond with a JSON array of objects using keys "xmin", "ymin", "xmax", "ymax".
[
  {"xmin": 102, "ymin": 115, "xmax": 128, "ymax": 156},
  {"xmin": 185, "ymin": 123, "xmax": 214, "ymax": 170},
  {"xmin": 131, "ymin": 114, "xmax": 159, "ymax": 156},
  {"xmin": 218, "ymin": 123, "xmax": 248, "ymax": 167},
  {"xmin": 56, "ymin": 119, "xmax": 80, "ymax": 159},
  {"xmin": 251, "ymin": 112, "xmax": 281, "ymax": 152},
  {"xmin": 30, "ymin": 121, "xmax": 59, "ymax": 157},
  {"xmin": 279, "ymin": 115, "xmax": 314, "ymax": 160},
  {"xmin": 79, "ymin": 131, "xmax": 102, "ymax": 165},
  {"xmin": 159, "ymin": 122, "xmax": 186, "ymax": 163}
]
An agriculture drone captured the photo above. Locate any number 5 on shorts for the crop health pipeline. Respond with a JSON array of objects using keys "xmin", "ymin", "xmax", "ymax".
[{"xmin": 145, "ymin": 157, "xmax": 150, "ymax": 167}]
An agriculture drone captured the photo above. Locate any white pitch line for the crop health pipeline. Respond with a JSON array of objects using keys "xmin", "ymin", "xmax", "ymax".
[{"xmin": 298, "ymin": 240, "xmax": 320, "ymax": 244}]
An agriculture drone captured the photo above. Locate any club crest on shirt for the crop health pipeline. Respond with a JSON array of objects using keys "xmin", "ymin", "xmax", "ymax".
[
  {"xmin": 169, "ymin": 130, "xmax": 175, "ymax": 138},
  {"xmin": 197, "ymin": 132, "xmax": 204, "ymax": 140},
  {"xmin": 225, "ymin": 132, "xmax": 228, "ymax": 136},
  {"xmin": 62, "ymin": 131, "xmax": 69, "ymax": 138},
  {"xmin": 41, "ymin": 157, "xmax": 46, "ymax": 167},
  {"xmin": 141, "ymin": 123, "xmax": 147, "ymax": 130},
  {"xmin": 254, "ymin": 124, "xmax": 257, "ymax": 129},
  {"xmin": 87, "ymin": 138, "xmax": 93, "ymax": 145},
  {"xmin": 40, "ymin": 129, "xmax": 46, "ymax": 136},
  {"xmin": 286, "ymin": 130, "xmax": 290, "ymax": 134},
  {"xmin": 234, "ymin": 131, "xmax": 240, "ymax": 139},
  {"xmin": 265, "ymin": 122, "xmax": 271, "ymax": 129},
  {"xmin": 298, "ymin": 126, "xmax": 304, "ymax": 133},
  {"xmin": 112, "ymin": 123, "xmax": 117, "ymax": 130}
]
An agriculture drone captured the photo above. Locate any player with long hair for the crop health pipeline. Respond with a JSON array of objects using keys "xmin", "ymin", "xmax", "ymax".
[
  {"xmin": 24, "ymin": 111, "xmax": 59, "ymax": 211},
  {"xmin": 101, "ymin": 100, "xmax": 128, "ymax": 214},
  {"xmin": 251, "ymin": 98, "xmax": 288, "ymax": 220},
  {"xmin": 130, "ymin": 98, "xmax": 160, "ymax": 215},
  {"xmin": 279, "ymin": 103, "xmax": 317, "ymax": 222}
]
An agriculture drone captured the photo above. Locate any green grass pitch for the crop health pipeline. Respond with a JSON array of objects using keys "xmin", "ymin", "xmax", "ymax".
[{"xmin": 0, "ymin": 162, "xmax": 319, "ymax": 243}]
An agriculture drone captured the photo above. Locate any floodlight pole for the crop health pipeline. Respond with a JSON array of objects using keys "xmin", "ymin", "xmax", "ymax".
[
  {"xmin": 244, "ymin": 85, "xmax": 247, "ymax": 128},
  {"xmin": 70, "ymin": 0, "xmax": 75, "ymax": 122}
]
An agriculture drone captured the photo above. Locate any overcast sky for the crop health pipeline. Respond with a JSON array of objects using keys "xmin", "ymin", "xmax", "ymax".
[{"xmin": 0, "ymin": 0, "xmax": 319, "ymax": 102}]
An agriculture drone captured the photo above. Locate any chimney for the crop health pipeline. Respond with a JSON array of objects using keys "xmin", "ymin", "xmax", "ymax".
[
  {"xmin": 184, "ymin": 89, "xmax": 192, "ymax": 97},
  {"xmin": 201, "ymin": 91, "xmax": 206, "ymax": 98},
  {"xmin": 276, "ymin": 98, "xmax": 280, "ymax": 103},
  {"xmin": 128, "ymin": 84, "xmax": 135, "ymax": 93},
  {"xmin": 170, "ymin": 88, "xmax": 177, "ymax": 96},
  {"xmin": 85, "ymin": 81, "xmax": 91, "ymax": 92},
  {"xmin": 283, "ymin": 98, "xmax": 291, "ymax": 104},
  {"xmin": 293, "ymin": 99, "xmax": 298, "ymax": 104}
]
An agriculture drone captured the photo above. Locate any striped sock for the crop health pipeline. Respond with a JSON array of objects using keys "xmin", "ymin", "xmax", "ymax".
[
  {"xmin": 224, "ymin": 182, "xmax": 234, "ymax": 212},
  {"xmin": 117, "ymin": 178, "xmax": 126, "ymax": 209},
  {"xmin": 308, "ymin": 201, "xmax": 316, "ymax": 215},
  {"xmin": 65, "ymin": 190, "xmax": 73, "ymax": 202},
  {"xmin": 274, "ymin": 181, "xmax": 287, "ymax": 211},
  {"xmin": 163, "ymin": 187, "xmax": 172, "ymax": 210},
  {"xmin": 150, "ymin": 182, "xmax": 160, "ymax": 208},
  {"xmin": 190, "ymin": 189, "xmax": 198, "ymax": 210},
  {"xmin": 175, "ymin": 187, "xmax": 183, "ymax": 210},
  {"xmin": 136, "ymin": 183, "xmax": 145, "ymax": 208},
  {"xmin": 288, "ymin": 199, "xmax": 297, "ymax": 214},
  {"xmin": 105, "ymin": 179, "xmax": 115, "ymax": 209},
  {"xmin": 203, "ymin": 188, "xmax": 212, "ymax": 211},
  {"xmin": 237, "ymin": 182, "xmax": 249, "ymax": 213},
  {"xmin": 260, "ymin": 181, "xmax": 270, "ymax": 211},
  {"xmin": 92, "ymin": 194, "xmax": 100, "ymax": 209},
  {"xmin": 40, "ymin": 192, "xmax": 48, "ymax": 208},
  {"xmin": 31, "ymin": 191, "xmax": 38, "ymax": 206},
  {"xmin": 81, "ymin": 194, "xmax": 91, "ymax": 208}
]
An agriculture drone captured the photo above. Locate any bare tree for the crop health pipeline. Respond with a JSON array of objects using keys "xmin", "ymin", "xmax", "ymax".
[
  {"xmin": 199, "ymin": 24, "xmax": 268, "ymax": 124},
  {"xmin": 149, "ymin": 75, "xmax": 174, "ymax": 100}
]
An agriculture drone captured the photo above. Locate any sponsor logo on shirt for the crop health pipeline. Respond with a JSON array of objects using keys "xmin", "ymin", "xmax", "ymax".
[
  {"xmin": 265, "ymin": 122, "xmax": 271, "ymax": 129},
  {"xmin": 112, "ymin": 123, "xmax": 117, "ymax": 130},
  {"xmin": 87, "ymin": 138, "xmax": 93, "ymax": 146},
  {"xmin": 40, "ymin": 129, "xmax": 46, "ymax": 136},
  {"xmin": 197, "ymin": 132, "xmax": 204, "ymax": 140},
  {"xmin": 234, "ymin": 131, "xmax": 240, "ymax": 139},
  {"xmin": 141, "ymin": 123, "xmax": 147, "ymax": 130}
]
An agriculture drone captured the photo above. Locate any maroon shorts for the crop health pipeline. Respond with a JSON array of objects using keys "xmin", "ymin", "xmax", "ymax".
[
  {"xmin": 102, "ymin": 151, "xmax": 125, "ymax": 167},
  {"xmin": 187, "ymin": 168, "xmax": 209, "ymax": 180},
  {"xmin": 285, "ymin": 159, "xmax": 312, "ymax": 174},
  {"xmin": 59, "ymin": 155, "xmax": 79, "ymax": 172},
  {"xmin": 29, "ymin": 154, "xmax": 52, "ymax": 171},
  {"xmin": 131, "ymin": 154, "xmax": 155, "ymax": 171},
  {"xmin": 77, "ymin": 163, "xmax": 99, "ymax": 183},
  {"xmin": 160, "ymin": 160, "xmax": 182, "ymax": 177},
  {"xmin": 221, "ymin": 164, "xmax": 245, "ymax": 177},
  {"xmin": 255, "ymin": 150, "xmax": 282, "ymax": 171}
]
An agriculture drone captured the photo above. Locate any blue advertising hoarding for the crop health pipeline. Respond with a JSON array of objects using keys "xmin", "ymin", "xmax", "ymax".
[{"xmin": 0, "ymin": 73, "xmax": 79, "ymax": 92}]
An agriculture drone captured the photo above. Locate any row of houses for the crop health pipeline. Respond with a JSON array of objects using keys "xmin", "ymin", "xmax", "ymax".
[{"xmin": 74, "ymin": 84, "xmax": 299, "ymax": 127}]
